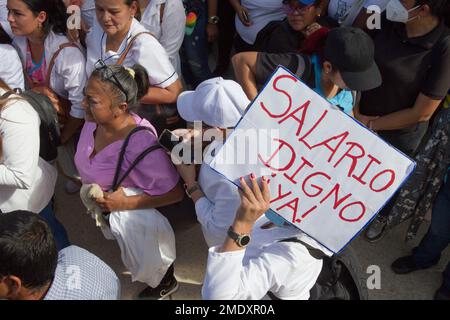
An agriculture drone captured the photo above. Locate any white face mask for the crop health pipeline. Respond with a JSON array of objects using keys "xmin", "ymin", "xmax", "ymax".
[{"xmin": 386, "ymin": 0, "xmax": 421, "ymax": 23}]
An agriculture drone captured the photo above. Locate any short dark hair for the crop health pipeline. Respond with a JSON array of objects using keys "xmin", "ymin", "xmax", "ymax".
[{"xmin": 0, "ymin": 211, "xmax": 58, "ymax": 290}]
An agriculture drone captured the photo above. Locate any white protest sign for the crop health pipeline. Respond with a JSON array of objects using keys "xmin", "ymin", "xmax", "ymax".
[{"xmin": 209, "ymin": 66, "xmax": 415, "ymax": 253}]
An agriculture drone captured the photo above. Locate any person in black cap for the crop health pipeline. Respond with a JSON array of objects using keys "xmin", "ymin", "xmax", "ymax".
[
  {"xmin": 355, "ymin": 0, "xmax": 450, "ymax": 242},
  {"xmin": 232, "ymin": 26, "xmax": 381, "ymax": 115}
]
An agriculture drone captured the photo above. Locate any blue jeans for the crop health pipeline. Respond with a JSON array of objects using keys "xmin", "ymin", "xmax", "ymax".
[
  {"xmin": 40, "ymin": 201, "xmax": 70, "ymax": 251},
  {"xmin": 180, "ymin": 0, "xmax": 212, "ymax": 88},
  {"xmin": 413, "ymin": 178, "xmax": 450, "ymax": 290}
]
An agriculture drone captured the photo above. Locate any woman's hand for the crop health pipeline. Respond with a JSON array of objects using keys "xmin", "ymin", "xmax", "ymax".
[
  {"xmin": 353, "ymin": 104, "xmax": 379, "ymax": 128},
  {"xmin": 302, "ymin": 22, "xmax": 322, "ymax": 37},
  {"xmin": 235, "ymin": 174, "xmax": 271, "ymax": 225},
  {"xmin": 236, "ymin": 5, "xmax": 252, "ymax": 26},
  {"xmin": 95, "ymin": 187, "xmax": 129, "ymax": 212}
]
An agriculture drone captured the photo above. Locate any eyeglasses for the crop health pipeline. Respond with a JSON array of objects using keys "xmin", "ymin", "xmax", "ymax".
[
  {"xmin": 94, "ymin": 59, "xmax": 129, "ymax": 102},
  {"xmin": 282, "ymin": 3, "xmax": 313, "ymax": 15}
]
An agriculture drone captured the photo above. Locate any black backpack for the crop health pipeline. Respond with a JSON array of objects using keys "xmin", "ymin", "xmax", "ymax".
[
  {"xmin": 2, "ymin": 89, "xmax": 61, "ymax": 162},
  {"xmin": 269, "ymin": 239, "xmax": 368, "ymax": 300}
]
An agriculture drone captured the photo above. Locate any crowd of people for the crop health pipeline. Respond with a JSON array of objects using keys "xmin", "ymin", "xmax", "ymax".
[{"xmin": 0, "ymin": 0, "xmax": 449, "ymax": 300}]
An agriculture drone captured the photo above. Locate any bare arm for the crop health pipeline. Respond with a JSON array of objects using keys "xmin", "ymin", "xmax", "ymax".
[
  {"xmin": 232, "ymin": 51, "xmax": 259, "ymax": 100},
  {"xmin": 61, "ymin": 116, "xmax": 84, "ymax": 144},
  {"xmin": 366, "ymin": 93, "xmax": 443, "ymax": 131},
  {"xmin": 219, "ymin": 175, "xmax": 270, "ymax": 253},
  {"xmin": 139, "ymin": 79, "xmax": 183, "ymax": 105}
]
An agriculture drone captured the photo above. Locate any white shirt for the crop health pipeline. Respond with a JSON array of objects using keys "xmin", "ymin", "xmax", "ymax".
[
  {"xmin": 202, "ymin": 216, "xmax": 324, "ymax": 300},
  {"xmin": 44, "ymin": 245, "xmax": 121, "ymax": 300},
  {"xmin": 140, "ymin": 0, "xmax": 186, "ymax": 75},
  {"xmin": 0, "ymin": 44, "xmax": 24, "ymax": 90},
  {"xmin": 196, "ymin": 141, "xmax": 242, "ymax": 247},
  {"xmin": 0, "ymin": 0, "xmax": 12, "ymax": 41},
  {"xmin": 86, "ymin": 18, "xmax": 178, "ymax": 88},
  {"xmin": 235, "ymin": 0, "xmax": 286, "ymax": 45},
  {"xmin": 12, "ymin": 30, "xmax": 87, "ymax": 119},
  {"xmin": 0, "ymin": 88, "xmax": 57, "ymax": 213},
  {"xmin": 80, "ymin": 0, "xmax": 96, "ymax": 30},
  {"xmin": 327, "ymin": 0, "xmax": 389, "ymax": 25}
]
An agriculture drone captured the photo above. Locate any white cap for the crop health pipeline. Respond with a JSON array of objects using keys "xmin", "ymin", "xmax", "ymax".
[{"xmin": 177, "ymin": 77, "xmax": 250, "ymax": 128}]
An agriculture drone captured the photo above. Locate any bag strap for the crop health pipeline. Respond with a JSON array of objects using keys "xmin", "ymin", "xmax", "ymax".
[
  {"xmin": 44, "ymin": 42, "xmax": 80, "ymax": 87},
  {"xmin": 280, "ymin": 237, "xmax": 329, "ymax": 260},
  {"xmin": 111, "ymin": 126, "xmax": 161, "ymax": 191},
  {"xmin": 117, "ymin": 32, "xmax": 155, "ymax": 65}
]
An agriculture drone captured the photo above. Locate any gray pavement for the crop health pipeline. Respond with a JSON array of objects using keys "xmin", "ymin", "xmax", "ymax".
[{"xmin": 55, "ymin": 177, "xmax": 450, "ymax": 300}]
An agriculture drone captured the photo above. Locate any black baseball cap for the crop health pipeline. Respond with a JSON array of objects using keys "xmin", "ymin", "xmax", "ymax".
[{"xmin": 324, "ymin": 27, "xmax": 382, "ymax": 92}]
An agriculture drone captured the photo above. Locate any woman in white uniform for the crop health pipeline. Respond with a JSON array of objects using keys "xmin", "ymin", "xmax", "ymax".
[
  {"xmin": 202, "ymin": 174, "xmax": 323, "ymax": 300},
  {"xmin": 85, "ymin": 0, "xmax": 183, "ymax": 117},
  {"xmin": 6, "ymin": 0, "xmax": 87, "ymax": 187},
  {"xmin": 0, "ymin": 43, "xmax": 24, "ymax": 90},
  {"xmin": 0, "ymin": 78, "xmax": 68, "ymax": 251},
  {"xmin": 139, "ymin": 0, "xmax": 186, "ymax": 75}
]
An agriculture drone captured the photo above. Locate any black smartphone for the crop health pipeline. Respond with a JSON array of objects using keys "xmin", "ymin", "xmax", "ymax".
[
  {"xmin": 158, "ymin": 129, "xmax": 196, "ymax": 163},
  {"xmin": 158, "ymin": 129, "xmax": 182, "ymax": 153}
]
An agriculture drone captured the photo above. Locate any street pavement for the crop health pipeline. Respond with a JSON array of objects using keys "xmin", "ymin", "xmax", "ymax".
[{"xmin": 55, "ymin": 177, "xmax": 450, "ymax": 300}]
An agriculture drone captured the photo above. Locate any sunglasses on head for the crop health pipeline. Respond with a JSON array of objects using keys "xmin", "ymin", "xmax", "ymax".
[{"xmin": 94, "ymin": 59, "xmax": 129, "ymax": 102}]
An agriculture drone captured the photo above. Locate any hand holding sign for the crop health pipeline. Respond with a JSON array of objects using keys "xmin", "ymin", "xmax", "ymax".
[{"xmin": 210, "ymin": 67, "xmax": 415, "ymax": 253}]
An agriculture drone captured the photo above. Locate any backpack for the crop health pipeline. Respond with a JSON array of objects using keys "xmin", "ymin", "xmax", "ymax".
[
  {"xmin": 270, "ymin": 238, "xmax": 368, "ymax": 300},
  {"xmin": 1, "ymin": 89, "xmax": 61, "ymax": 162}
]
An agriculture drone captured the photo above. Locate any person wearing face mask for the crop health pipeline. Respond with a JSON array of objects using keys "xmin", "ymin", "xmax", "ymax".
[
  {"xmin": 232, "ymin": 27, "xmax": 382, "ymax": 116},
  {"xmin": 354, "ymin": 0, "xmax": 450, "ymax": 242}
]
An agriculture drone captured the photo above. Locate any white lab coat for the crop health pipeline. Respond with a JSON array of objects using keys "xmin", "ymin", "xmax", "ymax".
[
  {"xmin": 140, "ymin": 0, "xmax": 186, "ymax": 75},
  {"xmin": 202, "ymin": 216, "xmax": 324, "ymax": 300},
  {"xmin": 0, "ymin": 88, "xmax": 57, "ymax": 213},
  {"xmin": 85, "ymin": 18, "xmax": 178, "ymax": 88},
  {"xmin": 0, "ymin": 44, "xmax": 24, "ymax": 90},
  {"xmin": 11, "ymin": 30, "xmax": 87, "ymax": 119}
]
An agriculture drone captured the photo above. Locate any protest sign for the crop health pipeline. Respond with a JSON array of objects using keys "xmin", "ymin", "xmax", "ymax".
[{"xmin": 209, "ymin": 66, "xmax": 415, "ymax": 253}]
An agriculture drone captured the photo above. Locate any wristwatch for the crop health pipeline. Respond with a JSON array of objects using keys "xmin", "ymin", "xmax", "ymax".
[
  {"xmin": 208, "ymin": 15, "xmax": 220, "ymax": 24},
  {"xmin": 227, "ymin": 226, "xmax": 251, "ymax": 247},
  {"xmin": 184, "ymin": 183, "xmax": 202, "ymax": 198}
]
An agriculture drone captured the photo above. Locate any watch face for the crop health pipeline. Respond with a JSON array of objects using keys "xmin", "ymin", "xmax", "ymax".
[
  {"xmin": 239, "ymin": 235, "xmax": 251, "ymax": 247},
  {"xmin": 209, "ymin": 16, "xmax": 219, "ymax": 24}
]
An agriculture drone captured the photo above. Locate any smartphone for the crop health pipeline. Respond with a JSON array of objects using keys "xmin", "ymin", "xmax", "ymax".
[
  {"xmin": 158, "ymin": 129, "xmax": 195, "ymax": 163},
  {"xmin": 158, "ymin": 129, "xmax": 182, "ymax": 153}
]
